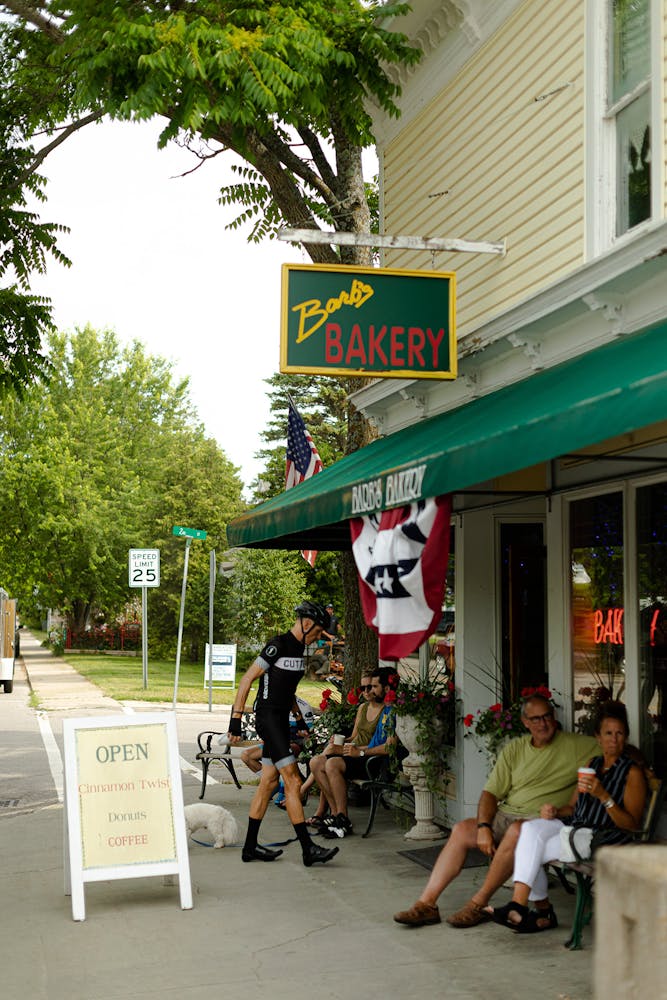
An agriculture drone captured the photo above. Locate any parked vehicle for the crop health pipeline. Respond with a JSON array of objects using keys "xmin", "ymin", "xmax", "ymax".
[{"xmin": 0, "ymin": 589, "xmax": 18, "ymax": 693}]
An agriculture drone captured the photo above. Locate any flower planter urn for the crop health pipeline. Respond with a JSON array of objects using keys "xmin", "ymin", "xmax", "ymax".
[{"xmin": 395, "ymin": 715, "xmax": 445, "ymax": 841}]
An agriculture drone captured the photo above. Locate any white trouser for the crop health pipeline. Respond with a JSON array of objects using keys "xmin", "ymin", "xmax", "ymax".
[{"xmin": 512, "ymin": 818, "xmax": 564, "ymax": 902}]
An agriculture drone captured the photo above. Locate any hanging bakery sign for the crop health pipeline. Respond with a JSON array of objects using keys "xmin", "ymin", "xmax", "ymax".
[{"xmin": 280, "ymin": 263, "xmax": 456, "ymax": 380}]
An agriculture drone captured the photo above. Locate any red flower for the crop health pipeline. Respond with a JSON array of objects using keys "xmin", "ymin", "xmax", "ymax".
[
  {"xmin": 489, "ymin": 703, "xmax": 502, "ymax": 713},
  {"xmin": 463, "ymin": 713, "xmax": 474, "ymax": 727},
  {"xmin": 417, "ymin": 691, "xmax": 425, "ymax": 699},
  {"xmin": 346, "ymin": 691, "xmax": 359, "ymax": 705},
  {"xmin": 388, "ymin": 672, "xmax": 400, "ymax": 689},
  {"xmin": 319, "ymin": 699, "xmax": 329, "ymax": 711},
  {"xmin": 447, "ymin": 680, "xmax": 455, "ymax": 692},
  {"xmin": 384, "ymin": 689, "xmax": 397, "ymax": 703},
  {"xmin": 322, "ymin": 689, "xmax": 332, "ymax": 699}
]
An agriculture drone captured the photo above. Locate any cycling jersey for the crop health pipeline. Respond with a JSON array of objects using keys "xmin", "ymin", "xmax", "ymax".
[{"xmin": 255, "ymin": 630, "xmax": 306, "ymax": 714}]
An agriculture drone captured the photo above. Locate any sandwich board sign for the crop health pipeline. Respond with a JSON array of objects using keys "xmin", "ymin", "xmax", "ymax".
[{"xmin": 62, "ymin": 713, "xmax": 192, "ymax": 921}]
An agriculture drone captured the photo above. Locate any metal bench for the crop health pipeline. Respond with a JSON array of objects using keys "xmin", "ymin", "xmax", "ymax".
[
  {"xmin": 348, "ymin": 753, "xmax": 414, "ymax": 837},
  {"xmin": 195, "ymin": 712, "xmax": 260, "ymax": 798},
  {"xmin": 550, "ymin": 771, "xmax": 664, "ymax": 949}
]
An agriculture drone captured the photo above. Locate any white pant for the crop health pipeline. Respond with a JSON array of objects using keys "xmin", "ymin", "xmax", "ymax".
[{"xmin": 512, "ymin": 818, "xmax": 564, "ymax": 902}]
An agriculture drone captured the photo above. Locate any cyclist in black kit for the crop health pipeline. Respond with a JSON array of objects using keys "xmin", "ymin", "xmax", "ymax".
[{"xmin": 227, "ymin": 601, "xmax": 340, "ymax": 867}]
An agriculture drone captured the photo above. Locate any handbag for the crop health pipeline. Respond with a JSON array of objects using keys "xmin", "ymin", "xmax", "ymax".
[
  {"xmin": 559, "ymin": 824, "xmax": 594, "ymax": 863},
  {"xmin": 558, "ymin": 823, "xmax": 624, "ymax": 863}
]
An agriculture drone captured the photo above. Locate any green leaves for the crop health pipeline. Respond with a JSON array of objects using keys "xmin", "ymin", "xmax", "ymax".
[{"xmin": 0, "ymin": 326, "xmax": 245, "ymax": 642}]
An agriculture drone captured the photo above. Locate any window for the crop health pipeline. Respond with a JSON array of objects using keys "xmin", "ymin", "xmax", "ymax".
[
  {"xmin": 636, "ymin": 482, "xmax": 667, "ymax": 776},
  {"xmin": 570, "ymin": 493, "xmax": 625, "ymax": 733},
  {"xmin": 586, "ymin": 0, "xmax": 656, "ymax": 254},
  {"xmin": 609, "ymin": 0, "xmax": 651, "ymax": 236},
  {"xmin": 500, "ymin": 523, "xmax": 547, "ymax": 703}
]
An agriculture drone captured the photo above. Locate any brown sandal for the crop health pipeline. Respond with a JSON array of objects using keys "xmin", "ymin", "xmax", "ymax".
[{"xmin": 445, "ymin": 899, "xmax": 491, "ymax": 928}]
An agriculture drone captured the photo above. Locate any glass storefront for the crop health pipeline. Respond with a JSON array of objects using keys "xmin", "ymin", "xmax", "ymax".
[
  {"xmin": 570, "ymin": 492, "xmax": 625, "ymax": 734},
  {"xmin": 637, "ymin": 482, "xmax": 667, "ymax": 776}
]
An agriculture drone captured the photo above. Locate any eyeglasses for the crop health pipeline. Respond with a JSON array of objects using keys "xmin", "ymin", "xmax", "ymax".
[
  {"xmin": 524, "ymin": 711, "xmax": 554, "ymax": 723},
  {"xmin": 361, "ymin": 684, "xmax": 374, "ymax": 691}
]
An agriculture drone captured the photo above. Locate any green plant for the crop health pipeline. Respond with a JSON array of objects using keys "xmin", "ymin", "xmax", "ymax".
[
  {"xmin": 385, "ymin": 669, "xmax": 456, "ymax": 797},
  {"xmin": 464, "ymin": 685, "xmax": 554, "ymax": 763},
  {"xmin": 302, "ymin": 686, "xmax": 360, "ymax": 757},
  {"xmin": 573, "ymin": 650, "xmax": 625, "ymax": 734}
]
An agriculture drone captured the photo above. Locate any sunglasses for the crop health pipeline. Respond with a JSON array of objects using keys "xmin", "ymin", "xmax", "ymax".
[{"xmin": 361, "ymin": 684, "xmax": 374, "ymax": 691}]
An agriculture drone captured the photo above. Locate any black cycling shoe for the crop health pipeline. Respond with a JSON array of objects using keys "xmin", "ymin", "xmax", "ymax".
[
  {"xmin": 241, "ymin": 845, "xmax": 284, "ymax": 863},
  {"xmin": 302, "ymin": 841, "xmax": 339, "ymax": 867}
]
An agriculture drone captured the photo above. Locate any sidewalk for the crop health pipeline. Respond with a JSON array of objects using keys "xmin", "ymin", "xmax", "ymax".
[{"xmin": 3, "ymin": 636, "xmax": 594, "ymax": 1000}]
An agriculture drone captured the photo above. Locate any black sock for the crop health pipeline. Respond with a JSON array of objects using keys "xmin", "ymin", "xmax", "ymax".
[
  {"xmin": 293, "ymin": 821, "xmax": 312, "ymax": 850},
  {"xmin": 244, "ymin": 817, "xmax": 262, "ymax": 852}
]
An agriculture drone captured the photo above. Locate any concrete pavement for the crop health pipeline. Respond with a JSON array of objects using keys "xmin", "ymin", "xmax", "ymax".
[{"xmin": 0, "ymin": 633, "xmax": 595, "ymax": 1000}]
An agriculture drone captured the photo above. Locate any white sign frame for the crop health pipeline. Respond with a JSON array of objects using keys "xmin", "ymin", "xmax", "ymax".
[
  {"xmin": 204, "ymin": 643, "xmax": 237, "ymax": 689},
  {"xmin": 63, "ymin": 712, "xmax": 192, "ymax": 921},
  {"xmin": 128, "ymin": 549, "xmax": 161, "ymax": 588}
]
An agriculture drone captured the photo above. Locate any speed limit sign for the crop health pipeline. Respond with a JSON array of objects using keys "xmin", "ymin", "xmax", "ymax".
[{"xmin": 129, "ymin": 549, "xmax": 160, "ymax": 588}]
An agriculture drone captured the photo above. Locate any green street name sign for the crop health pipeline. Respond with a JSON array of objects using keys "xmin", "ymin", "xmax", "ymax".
[
  {"xmin": 280, "ymin": 263, "xmax": 456, "ymax": 380},
  {"xmin": 172, "ymin": 525, "xmax": 207, "ymax": 540}
]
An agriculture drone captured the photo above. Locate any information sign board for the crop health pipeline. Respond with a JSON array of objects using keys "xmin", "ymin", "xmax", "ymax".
[
  {"xmin": 204, "ymin": 643, "xmax": 237, "ymax": 689},
  {"xmin": 63, "ymin": 713, "xmax": 192, "ymax": 921},
  {"xmin": 128, "ymin": 549, "xmax": 160, "ymax": 588}
]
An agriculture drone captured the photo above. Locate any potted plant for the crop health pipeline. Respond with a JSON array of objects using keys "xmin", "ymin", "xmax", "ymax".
[
  {"xmin": 385, "ymin": 669, "xmax": 456, "ymax": 798},
  {"xmin": 303, "ymin": 687, "xmax": 360, "ymax": 754},
  {"xmin": 464, "ymin": 685, "xmax": 556, "ymax": 764}
]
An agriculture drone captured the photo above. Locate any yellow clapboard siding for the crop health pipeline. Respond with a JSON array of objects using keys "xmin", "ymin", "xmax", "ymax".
[{"xmin": 381, "ymin": 0, "xmax": 587, "ymax": 334}]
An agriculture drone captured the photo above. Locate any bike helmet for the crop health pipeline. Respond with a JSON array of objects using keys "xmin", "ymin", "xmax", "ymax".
[{"xmin": 294, "ymin": 600, "xmax": 331, "ymax": 631}]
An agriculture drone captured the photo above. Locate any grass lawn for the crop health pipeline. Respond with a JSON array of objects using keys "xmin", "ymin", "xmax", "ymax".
[{"xmin": 54, "ymin": 648, "xmax": 333, "ymax": 709}]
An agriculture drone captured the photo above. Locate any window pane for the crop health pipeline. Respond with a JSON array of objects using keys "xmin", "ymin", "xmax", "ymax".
[
  {"xmin": 500, "ymin": 523, "xmax": 546, "ymax": 703},
  {"xmin": 616, "ymin": 90, "xmax": 651, "ymax": 235},
  {"xmin": 570, "ymin": 494, "xmax": 625, "ymax": 734},
  {"xmin": 611, "ymin": 0, "xmax": 650, "ymax": 105},
  {"xmin": 637, "ymin": 482, "xmax": 667, "ymax": 776}
]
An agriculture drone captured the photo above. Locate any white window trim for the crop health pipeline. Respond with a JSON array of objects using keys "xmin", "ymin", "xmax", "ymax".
[{"xmin": 585, "ymin": 0, "xmax": 663, "ymax": 259}]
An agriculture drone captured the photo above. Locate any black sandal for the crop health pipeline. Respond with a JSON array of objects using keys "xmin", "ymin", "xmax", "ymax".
[
  {"xmin": 516, "ymin": 905, "xmax": 558, "ymax": 934},
  {"xmin": 487, "ymin": 901, "xmax": 530, "ymax": 929}
]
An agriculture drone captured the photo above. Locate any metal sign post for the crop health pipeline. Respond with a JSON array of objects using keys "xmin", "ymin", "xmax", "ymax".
[
  {"xmin": 208, "ymin": 549, "xmax": 216, "ymax": 713},
  {"xmin": 172, "ymin": 526, "xmax": 207, "ymax": 709},
  {"xmin": 128, "ymin": 549, "xmax": 160, "ymax": 689}
]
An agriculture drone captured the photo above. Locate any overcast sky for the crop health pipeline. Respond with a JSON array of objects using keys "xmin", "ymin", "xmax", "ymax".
[{"xmin": 31, "ymin": 118, "xmax": 304, "ymax": 491}]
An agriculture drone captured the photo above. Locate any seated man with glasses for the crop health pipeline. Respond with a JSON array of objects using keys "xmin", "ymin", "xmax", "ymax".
[
  {"xmin": 308, "ymin": 668, "xmax": 397, "ymax": 839},
  {"xmin": 393, "ymin": 693, "xmax": 599, "ymax": 929}
]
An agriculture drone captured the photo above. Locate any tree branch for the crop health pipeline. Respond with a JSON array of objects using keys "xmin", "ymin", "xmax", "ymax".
[
  {"xmin": 296, "ymin": 127, "xmax": 338, "ymax": 196},
  {"xmin": 15, "ymin": 111, "xmax": 104, "ymax": 188},
  {"xmin": 255, "ymin": 127, "xmax": 338, "ymax": 210},
  {"xmin": 1, "ymin": 1, "xmax": 66, "ymax": 43},
  {"xmin": 207, "ymin": 121, "xmax": 339, "ymax": 264}
]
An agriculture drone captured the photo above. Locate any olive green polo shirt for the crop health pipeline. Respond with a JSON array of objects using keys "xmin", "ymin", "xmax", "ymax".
[{"xmin": 484, "ymin": 730, "xmax": 599, "ymax": 818}]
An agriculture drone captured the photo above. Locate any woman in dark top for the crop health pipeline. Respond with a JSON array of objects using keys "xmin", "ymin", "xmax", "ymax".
[{"xmin": 485, "ymin": 701, "xmax": 647, "ymax": 933}]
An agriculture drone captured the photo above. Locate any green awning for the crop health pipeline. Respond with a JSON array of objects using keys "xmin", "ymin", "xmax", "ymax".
[{"xmin": 228, "ymin": 320, "xmax": 667, "ymax": 550}]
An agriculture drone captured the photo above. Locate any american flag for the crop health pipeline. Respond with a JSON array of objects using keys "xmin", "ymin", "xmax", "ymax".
[{"xmin": 286, "ymin": 399, "xmax": 323, "ymax": 565}]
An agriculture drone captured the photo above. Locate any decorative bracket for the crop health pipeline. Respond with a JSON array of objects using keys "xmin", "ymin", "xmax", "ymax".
[
  {"xmin": 507, "ymin": 332, "xmax": 543, "ymax": 370},
  {"xmin": 582, "ymin": 293, "xmax": 627, "ymax": 336}
]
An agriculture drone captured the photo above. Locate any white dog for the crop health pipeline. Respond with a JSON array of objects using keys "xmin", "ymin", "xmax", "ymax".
[{"xmin": 184, "ymin": 803, "xmax": 239, "ymax": 848}]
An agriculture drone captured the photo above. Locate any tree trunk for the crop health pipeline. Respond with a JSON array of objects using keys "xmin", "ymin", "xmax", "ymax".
[
  {"xmin": 329, "ymin": 138, "xmax": 379, "ymax": 692},
  {"xmin": 341, "ymin": 550, "xmax": 377, "ymax": 691}
]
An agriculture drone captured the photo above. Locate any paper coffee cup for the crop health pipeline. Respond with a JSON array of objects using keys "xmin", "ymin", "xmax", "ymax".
[
  {"xmin": 577, "ymin": 766, "xmax": 595, "ymax": 791},
  {"xmin": 333, "ymin": 734, "xmax": 346, "ymax": 746}
]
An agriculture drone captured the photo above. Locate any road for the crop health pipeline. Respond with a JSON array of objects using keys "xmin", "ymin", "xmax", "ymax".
[{"xmin": 0, "ymin": 634, "xmax": 249, "ymax": 824}]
